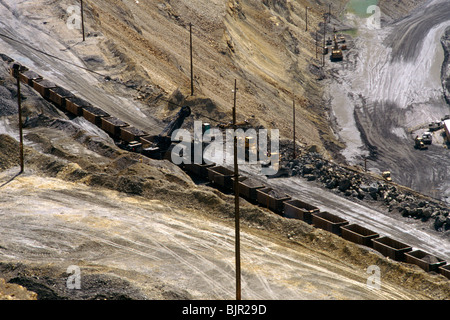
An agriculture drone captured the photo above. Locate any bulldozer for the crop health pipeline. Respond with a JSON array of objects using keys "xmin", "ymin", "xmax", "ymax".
[
  {"xmin": 382, "ymin": 171, "xmax": 392, "ymax": 182},
  {"xmin": 330, "ymin": 34, "xmax": 343, "ymax": 62},
  {"xmin": 414, "ymin": 136, "xmax": 428, "ymax": 150}
]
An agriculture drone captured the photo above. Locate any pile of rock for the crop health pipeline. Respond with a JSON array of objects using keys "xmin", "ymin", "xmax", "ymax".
[{"xmin": 280, "ymin": 148, "xmax": 450, "ymax": 232}]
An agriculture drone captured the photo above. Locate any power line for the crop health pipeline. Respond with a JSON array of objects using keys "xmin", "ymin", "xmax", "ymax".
[
  {"xmin": 0, "ymin": 32, "xmax": 225, "ymax": 125},
  {"xmin": 0, "ymin": 32, "xmax": 105, "ymax": 77}
]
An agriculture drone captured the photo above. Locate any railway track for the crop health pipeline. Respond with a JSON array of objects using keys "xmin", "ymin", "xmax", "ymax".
[{"xmin": 5, "ymin": 56, "xmax": 450, "ymax": 282}]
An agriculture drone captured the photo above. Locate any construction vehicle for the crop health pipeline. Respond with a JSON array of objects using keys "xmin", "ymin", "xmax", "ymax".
[
  {"xmin": 428, "ymin": 121, "xmax": 443, "ymax": 132},
  {"xmin": 422, "ymin": 132, "xmax": 433, "ymax": 145},
  {"xmin": 414, "ymin": 136, "xmax": 428, "ymax": 150},
  {"xmin": 382, "ymin": 171, "xmax": 392, "ymax": 181},
  {"xmin": 142, "ymin": 106, "xmax": 191, "ymax": 159},
  {"xmin": 218, "ymin": 119, "xmax": 249, "ymax": 129},
  {"xmin": 330, "ymin": 34, "xmax": 343, "ymax": 62}
]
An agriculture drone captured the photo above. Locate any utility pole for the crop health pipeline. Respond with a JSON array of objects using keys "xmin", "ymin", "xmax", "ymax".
[
  {"xmin": 315, "ymin": 29, "xmax": 318, "ymax": 59},
  {"xmin": 328, "ymin": 3, "xmax": 332, "ymax": 22},
  {"xmin": 305, "ymin": 6, "xmax": 310, "ymax": 32},
  {"xmin": 190, "ymin": 23, "xmax": 194, "ymax": 96},
  {"xmin": 12, "ymin": 64, "xmax": 24, "ymax": 173},
  {"xmin": 323, "ymin": 14, "xmax": 327, "ymax": 67},
  {"xmin": 80, "ymin": 0, "xmax": 85, "ymax": 41},
  {"xmin": 293, "ymin": 97, "xmax": 296, "ymax": 159},
  {"xmin": 232, "ymin": 79, "xmax": 241, "ymax": 301}
]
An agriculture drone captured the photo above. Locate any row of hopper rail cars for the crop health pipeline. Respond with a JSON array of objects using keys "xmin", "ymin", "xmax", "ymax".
[
  {"xmin": 7, "ymin": 58, "xmax": 450, "ymax": 281},
  {"xmin": 9, "ymin": 59, "xmax": 185, "ymax": 158}
]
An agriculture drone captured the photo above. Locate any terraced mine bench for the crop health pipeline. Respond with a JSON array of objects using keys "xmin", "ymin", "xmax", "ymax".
[
  {"xmin": 49, "ymin": 86, "xmax": 74, "ymax": 109},
  {"xmin": 311, "ymin": 211, "xmax": 348, "ymax": 236},
  {"xmin": 207, "ymin": 166, "xmax": 236, "ymax": 190},
  {"xmin": 66, "ymin": 96, "xmax": 92, "ymax": 116},
  {"xmin": 371, "ymin": 236, "xmax": 412, "ymax": 261},
  {"xmin": 101, "ymin": 116, "xmax": 129, "ymax": 137},
  {"xmin": 341, "ymin": 224, "xmax": 379, "ymax": 247},
  {"xmin": 120, "ymin": 126, "xmax": 147, "ymax": 143},
  {"xmin": 283, "ymin": 199, "xmax": 320, "ymax": 224},
  {"xmin": 19, "ymin": 70, "xmax": 42, "ymax": 86},
  {"xmin": 256, "ymin": 187, "xmax": 291, "ymax": 215},
  {"xmin": 82, "ymin": 106, "xmax": 110, "ymax": 126},
  {"xmin": 404, "ymin": 250, "xmax": 446, "ymax": 273},
  {"xmin": 32, "ymin": 79, "xmax": 57, "ymax": 99}
]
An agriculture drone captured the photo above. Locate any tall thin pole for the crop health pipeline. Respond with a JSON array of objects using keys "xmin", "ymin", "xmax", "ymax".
[
  {"xmin": 190, "ymin": 23, "xmax": 194, "ymax": 96},
  {"xmin": 305, "ymin": 6, "xmax": 308, "ymax": 32},
  {"xmin": 315, "ymin": 29, "xmax": 318, "ymax": 59},
  {"xmin": 328, "ymin": 4, "xmax": 332, "ymax": 22},
  {"xmin": 13, "ymin": 64, "xmax": 24, "ymax": 173},
  {"xmin": 233, "ymin": 79, "xmax": 241, "ymax": 301},
  {"xmin": 323, "ymin": 14, "xmax": 326, "ymax": 67},
  {"xmin": 293, "ymin": 97, "xmax": 296, "ymax": 159},
  {"xmin": 81, "ymin": 0, "xmax": 85, "ymax": 41}
]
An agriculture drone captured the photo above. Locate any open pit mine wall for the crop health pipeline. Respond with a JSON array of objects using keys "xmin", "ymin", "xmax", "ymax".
[
  {"xmin": 442, "ymin": 27, "xmax": 450, "ymax": 105},
  {"xmin": 5, "ymin": 55, "xmax": 450, "ymax": 281}
]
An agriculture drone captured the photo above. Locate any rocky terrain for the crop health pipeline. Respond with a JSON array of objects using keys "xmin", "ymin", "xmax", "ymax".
[
  {"xmin": 1, "ymin": 0, "xmax": 450, "ymax": 301},
  {"xmin": 280, "ymin": 145, "xmax": 450, "ymax": 232},
  {"xmin": 442, "ymin": 27, "xmax": 450, "ymax": 105}
]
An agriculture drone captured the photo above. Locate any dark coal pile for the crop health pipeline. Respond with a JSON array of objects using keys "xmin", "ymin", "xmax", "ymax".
[{"xmin": 266, "ymin": 188, "xmax": 289, "ymax": 199}]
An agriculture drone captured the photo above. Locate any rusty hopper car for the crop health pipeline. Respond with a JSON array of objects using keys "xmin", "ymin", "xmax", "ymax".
[
  {"xmin": 19, "ymin": 70, "xmax": 42, "ymax": 86},
  {"xmin": 341, "ymin": 224, "xmax": 379, "ymax": 247},
  {"xmin": 184, "ymin": 162, "xmax": 216, "ymax": 179},
  {"xmin": 120, "ymin": 126, "xmax": 147, "ymax": 143},
  {"xmin": 311, "ymin": 211, "xmax": 348, "ymax": 235},
  {"xmin": 234, "ymin": 177, "xmax": 265, "ymax": 202},
  {"xmin": 101, "ymin": 116, "xmax": 129, "ymax": 137},
  {"xmin": 283, "ymin": 199, "xmax": 320, "ymax": 224},
  {"xmin": 65, "ymin": 96, "xmax": 92, "ymax": 116},
  {"xmin": 404, "ymin": 250, "xmax": 446, "ymax": 273},
  {"xmin": 207, "ymin": 166, "xmax": 235, "ymax": 190},
  {"xmin": 82, "ymin": 105, "xmax": 110, "ymax": 126},
  {"xmin": 49, "ymin": 86, "xmax": 74, "ymax": 109},
  {"xmin": 439, "ymin": 265, "xmax": 450, "ymax": 280},
  {"xmin": 32, "ymin": 79, "xmax": 57, "ymax": 99},
  {"xmin": 256, "ymin": 187, "xmax": 291, "ymax": 215},
  {"xmin": 371, "ymin": 236, "xmax": 412, "ymax": 261}
]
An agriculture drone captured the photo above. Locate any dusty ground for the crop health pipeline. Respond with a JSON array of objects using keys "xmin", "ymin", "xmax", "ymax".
[
  {"xmin": 0, "ymin": 57, "xmax": 449, "ymax": 300},
  {"xmin": 1, "ymin": 0, "xmax": 450, "ymax": 301},
  {"xmin": 325, "ymin": 0, "xmax": 450, "ymax": 203}
]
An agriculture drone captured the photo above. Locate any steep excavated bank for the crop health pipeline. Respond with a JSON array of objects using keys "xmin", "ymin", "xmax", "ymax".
[
  {"xmin": 1, "ymin": 56, "xmax": 450, "ymax": 300},
  {"xmin": 2, "ymin": 0, "xmax": 450, "ymax": 300},
  {"xmin": 326, "ymin": 0, "xmax": 450, "ymax": 204}
]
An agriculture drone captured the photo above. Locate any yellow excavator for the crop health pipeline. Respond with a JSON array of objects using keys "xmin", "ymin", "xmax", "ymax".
[
  {"xmin": 414, "ymin": 135, "xmax": 428, "ymax": 150},
  {"xmin": 330, "ymin": 34, "xmax": 343, "ymax": 62}
]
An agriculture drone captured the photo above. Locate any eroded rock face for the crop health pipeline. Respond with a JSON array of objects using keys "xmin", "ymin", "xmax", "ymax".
[{"xmin": 441, "ymin": 27, "xmax": 450, "ymax": 105}]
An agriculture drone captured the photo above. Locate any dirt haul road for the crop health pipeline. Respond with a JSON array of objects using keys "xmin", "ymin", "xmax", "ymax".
[
  {"xmin": 0, "ymin": 169, "xmax": 448, "ymax": 300},
  {"xmin": 327, "ymin": 0, "xmax": 450, "ymax": 203},
  {"xmin": 1, "ymin": 0, "xmax": 450, "ymax": 301}
]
